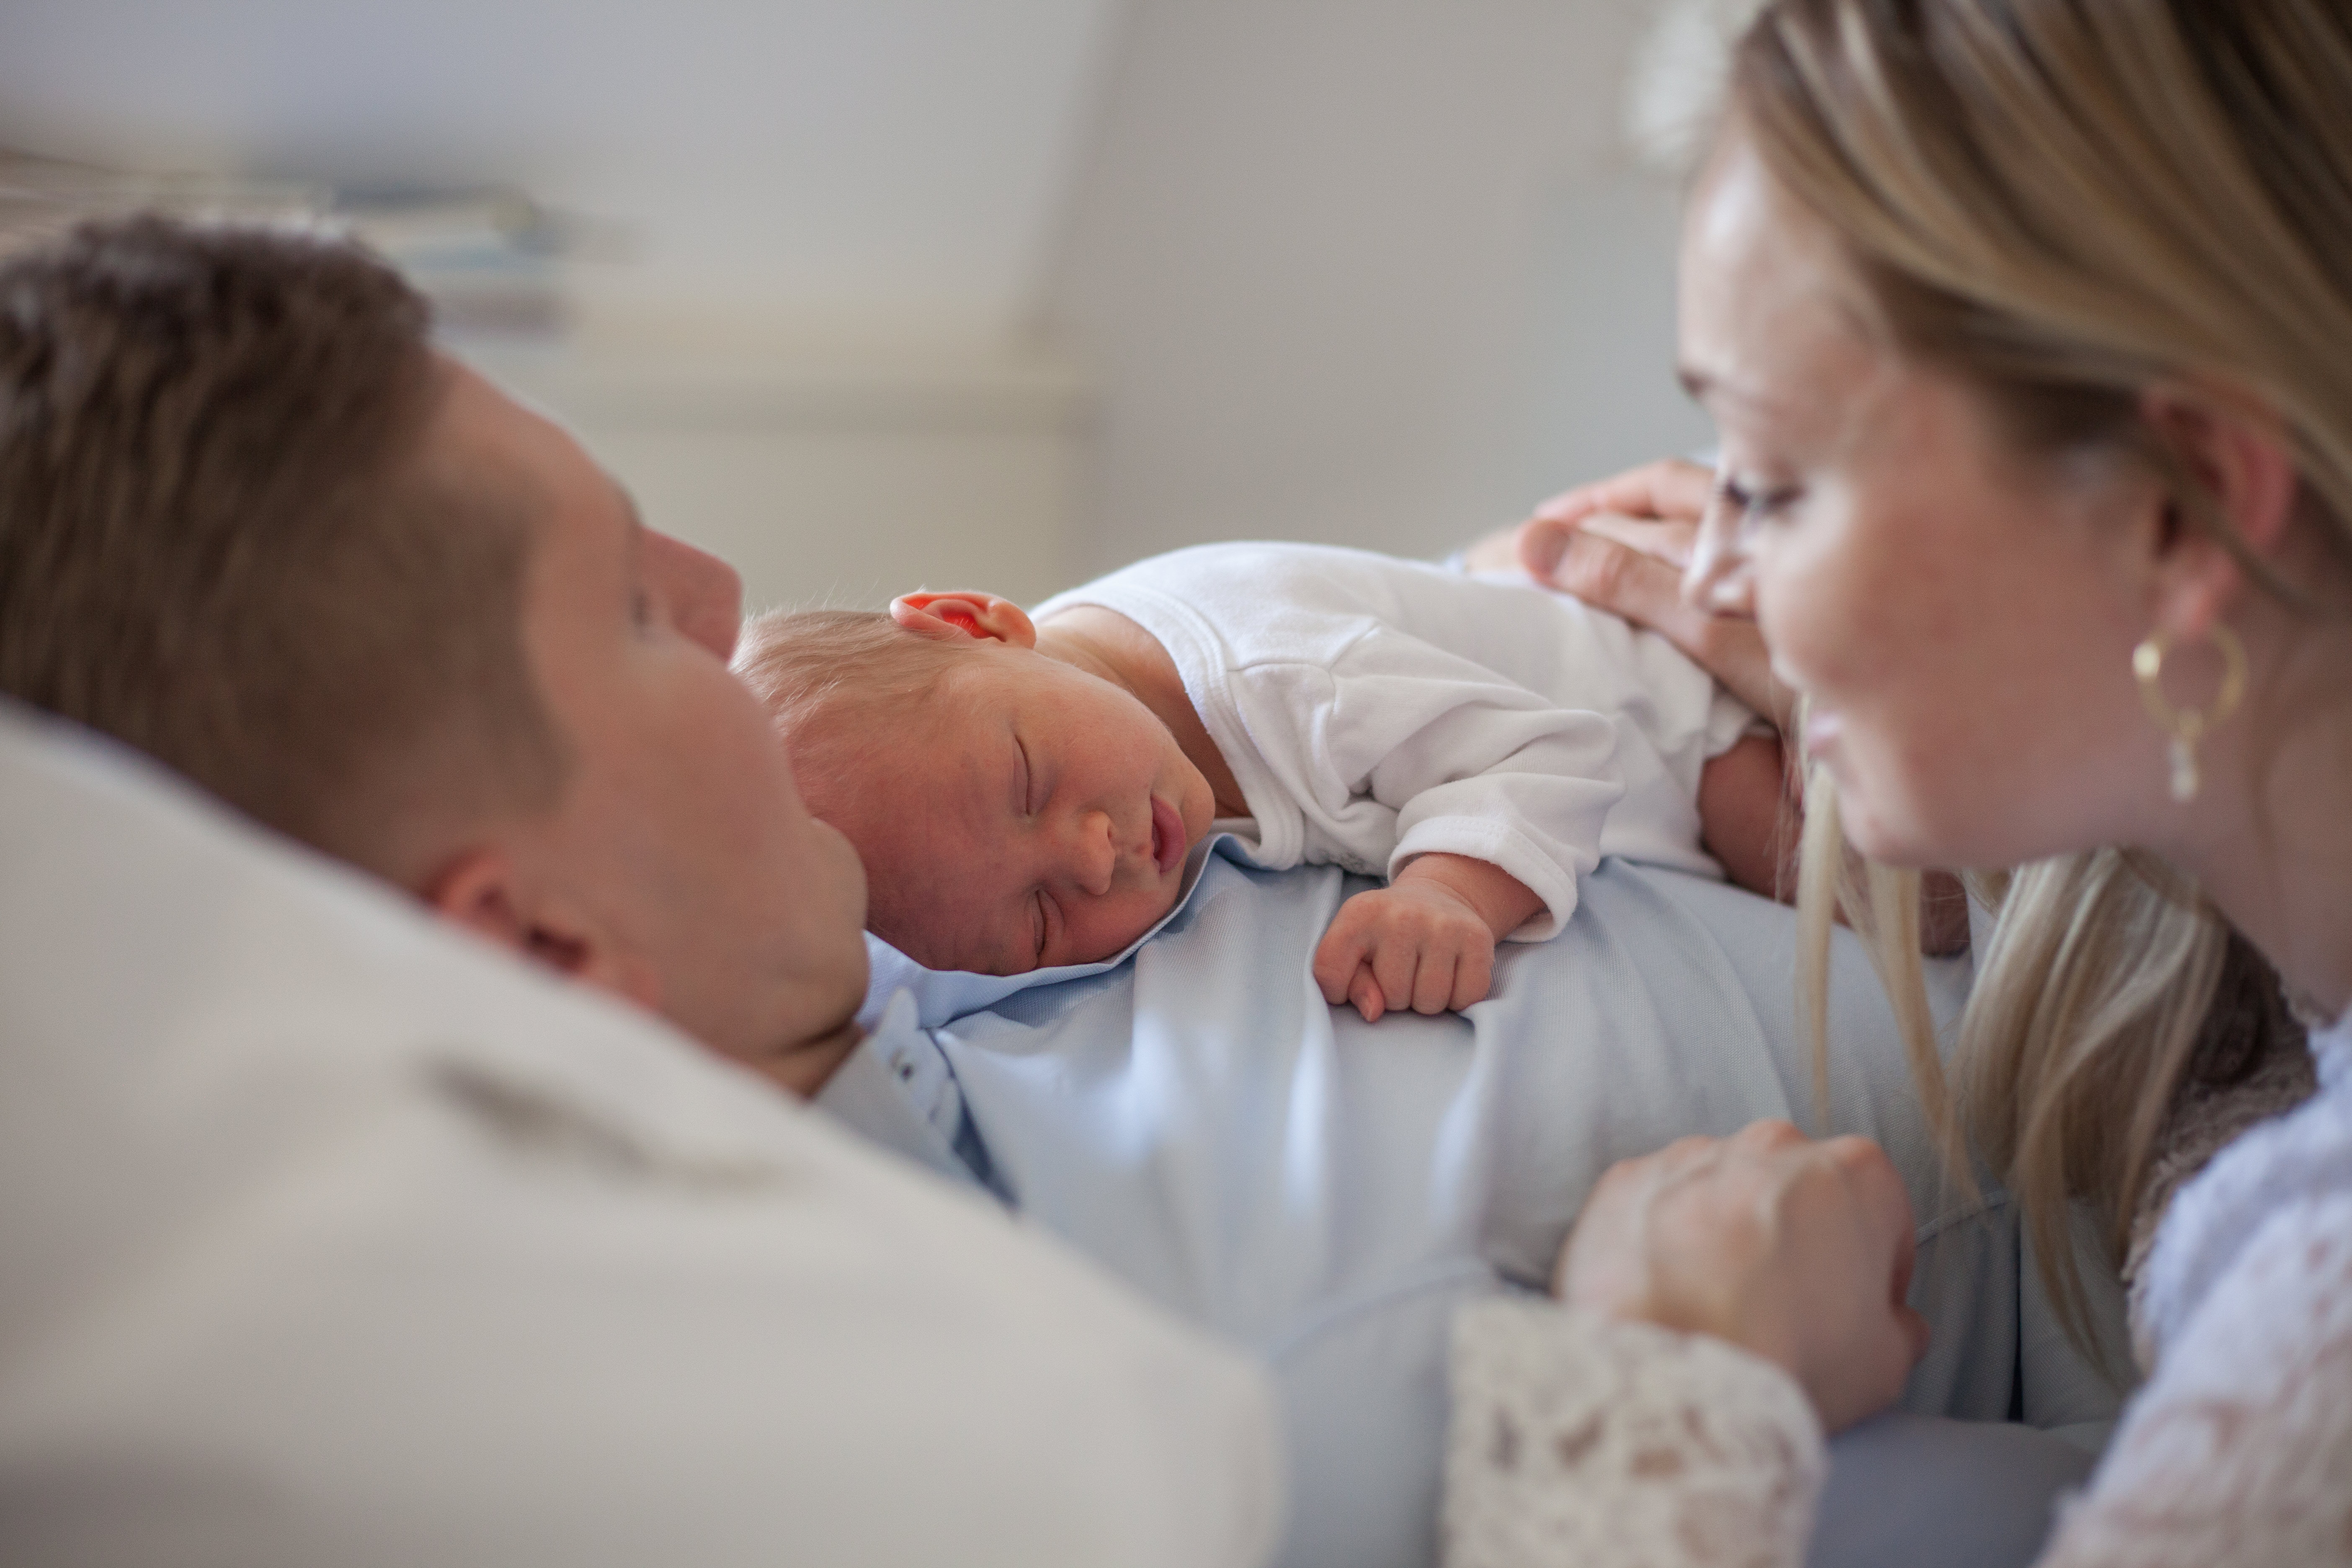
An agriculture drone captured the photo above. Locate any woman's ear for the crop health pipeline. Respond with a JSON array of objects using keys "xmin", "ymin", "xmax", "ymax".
[
  {"xmin": 889, "ymin": 590, "xmax": 1037, "ymax": 647},
  {"xmin": 422, "ymin": 847, "xmax": 665, "ymax": 1014},
  {"xmin": 2138, "ymin": 382, "xmax": 2302, "ymax": 638}
]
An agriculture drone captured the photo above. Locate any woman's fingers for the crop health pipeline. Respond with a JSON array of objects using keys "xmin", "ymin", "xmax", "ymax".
[
  {"xmin": 1511, "ymin": 459, "xmax": 1792, "ymax": 725},
  {"xmin": 1554, "ymin": 1122, "xmax": 1926, "ymax": 1433},
  {"xmin": 1529, "ymin": 457, "xmax": 1717, "ymax": 531},
  {"xmin": 1574, "ymin": 511, "xmax": 1699, "ymax": 570},
  {"xmin": 1543, "ymin": 528, "xmax": 1789, "ymax": 726},
  {"xmin": 1821, "ymin": 1133, "xmax": 1928, "ymax": 1332},
  {"xmin": 1517, "ymin": 459, "xmax": 1714, "ymax": 580}
]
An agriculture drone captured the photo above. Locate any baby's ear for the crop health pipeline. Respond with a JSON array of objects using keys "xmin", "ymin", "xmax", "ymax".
[{"xmin": 890, "ymin": 591, "xmax": 1037, "ymax": 648}]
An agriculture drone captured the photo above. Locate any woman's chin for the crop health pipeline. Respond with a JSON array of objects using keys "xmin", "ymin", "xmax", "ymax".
[{"xmin": 1828, "ymin": 781, "xmax": 1932, "ymax": 869}]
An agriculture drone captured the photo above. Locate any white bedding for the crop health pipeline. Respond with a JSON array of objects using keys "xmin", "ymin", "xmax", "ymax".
[{"xmin": 0, "ymin": 702, "xmax": 1281, "ymax": 1568}]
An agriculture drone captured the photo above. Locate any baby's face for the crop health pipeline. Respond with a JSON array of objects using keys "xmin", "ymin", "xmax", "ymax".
[{"xmin": 835, "ymin": 645, "xmax": 1217, "ymax": 974}]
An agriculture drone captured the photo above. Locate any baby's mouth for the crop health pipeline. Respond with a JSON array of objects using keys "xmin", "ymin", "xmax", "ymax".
[{"xmin": 1150, "ymin": 796, "xmax": 1187, "ymax": 877}]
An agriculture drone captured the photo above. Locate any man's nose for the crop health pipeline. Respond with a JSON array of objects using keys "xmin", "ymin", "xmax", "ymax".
[
  {"xmin": 1682, "ymin": 478, "xmax": 1758, "ymax": 618},
  {"xmin": 647, "ymin": 529, "xmax": 745, "ymax": 662}
]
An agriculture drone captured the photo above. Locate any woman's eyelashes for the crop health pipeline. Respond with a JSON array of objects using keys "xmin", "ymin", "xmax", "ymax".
[{"xmin": 1718, "ymin": 473, "xmax": 1803, "ymax": 531}]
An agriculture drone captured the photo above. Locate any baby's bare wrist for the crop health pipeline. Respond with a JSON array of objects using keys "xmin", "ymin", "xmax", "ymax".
[{"xmin": 1395, "ymin": 854, "xmax": 1542, "ymax": 937}]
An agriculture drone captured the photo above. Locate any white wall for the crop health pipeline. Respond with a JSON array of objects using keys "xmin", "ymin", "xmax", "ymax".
[
  {"xmin": 1041, "ymin": 0, "xmax": 1714, "ymax": 575},
  {"xmin": 0, "ymin": 0, "xmax": 1124, "ymax": 337},
  {"xmin": 0, "ymin": 1, "xmax": 1718, "ymax": 606},
  {"xmin": 0, "ymin": 0, "xmax": 1125, "ymax": 612},
  {"xmin": 473, "ymin": 339, "xmax": 1087, "ymax": 615}
]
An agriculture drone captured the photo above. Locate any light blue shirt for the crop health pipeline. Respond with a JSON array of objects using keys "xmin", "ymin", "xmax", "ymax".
[{"xmin": 820, "ymin": 838, "xmax": 2128, "ymax": 1568}]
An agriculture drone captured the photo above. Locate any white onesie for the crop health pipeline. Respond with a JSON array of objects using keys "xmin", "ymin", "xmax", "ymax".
[{"xmin": 1032, "ymin": 542, "xmax": 1755, "ymax": 941}]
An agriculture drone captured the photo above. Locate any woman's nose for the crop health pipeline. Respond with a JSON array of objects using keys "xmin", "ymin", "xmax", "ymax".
[{"xmin": 1682, "ymin": 479, "xmax": 1758, "ymax": 618}]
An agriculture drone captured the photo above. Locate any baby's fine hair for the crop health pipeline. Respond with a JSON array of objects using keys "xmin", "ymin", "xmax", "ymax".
[{"xmin": 734, "ymin": 608, "xmax": 964, "ymax": 783}]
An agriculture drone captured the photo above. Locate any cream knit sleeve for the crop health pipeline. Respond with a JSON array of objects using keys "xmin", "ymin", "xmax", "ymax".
[
  {"xmin": 1444, "ymin": 1122, "xmax": 2352, "ymax": 1568},
  {"xmin": 2042, "ymin": 1188, "xmax": 2352, "ymax": 1565},
  {"xmin": 1443, "ymin": 1300, "xmax": 1824, "ymax": 1568}
]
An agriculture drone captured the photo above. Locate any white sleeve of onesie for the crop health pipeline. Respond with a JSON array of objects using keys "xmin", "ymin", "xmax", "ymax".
[{"xmin": 1238, "ymin": 623, "xmax": 1625, "ymax": 941}]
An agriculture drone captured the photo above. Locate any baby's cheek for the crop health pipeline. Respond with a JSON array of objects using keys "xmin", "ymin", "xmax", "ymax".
[
  {"xmin": 1069, "ymin": 896, "xmax": 1157, "ymax": 967},
  {"xmin": 1140, "ymin": 880, "xmax": 1186, "ymax": 939}
]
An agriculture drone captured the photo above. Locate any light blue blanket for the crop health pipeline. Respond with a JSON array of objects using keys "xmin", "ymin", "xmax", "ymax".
[{"xmin": 855, "ymin": 838, "xmax": 2128, "ymax": 1568}]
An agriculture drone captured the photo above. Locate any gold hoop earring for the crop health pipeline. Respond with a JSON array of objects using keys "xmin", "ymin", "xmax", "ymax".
[{"xmin": 2131, "ymin": 624, "xmax": 2248, "ymax": 803}]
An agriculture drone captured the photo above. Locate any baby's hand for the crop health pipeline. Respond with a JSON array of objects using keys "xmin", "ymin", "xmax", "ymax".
[
  {"xmin": 1311, "ymin": 869, "xmax": 1511, "ymax": 1023},
  {"xmin": 1315, "ymin": 854, "xmax": 1545, "ymax": 1022}
]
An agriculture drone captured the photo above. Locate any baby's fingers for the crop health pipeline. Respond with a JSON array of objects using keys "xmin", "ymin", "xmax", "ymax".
[
  {"xmin": 1449, "ymin": 938, "xmax": 1496, "ymax": 1011},
  {"xmin": 1369, "ymin": 938, "xmax": 1426, "ymax": 1019},
  {"xmin": 1408, "ymin": 945, "xmax": 1457, "ymax": 1015},
  {"xmin": 1348, "ymin": 965, "xmax": 1386, "ymax": 1024},
  {"xmin": 1313, "ymin": 921, "xmax": 1369, "ymax": 1007}
]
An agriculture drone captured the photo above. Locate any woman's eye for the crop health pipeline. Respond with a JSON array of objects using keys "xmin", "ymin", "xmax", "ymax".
[{"xmin": 1720, "ymin": 474, "xmax": 1801, "ymax": 526}]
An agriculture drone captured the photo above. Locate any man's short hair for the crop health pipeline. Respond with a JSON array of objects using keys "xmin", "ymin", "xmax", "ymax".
[{"xmin": 0, "ymin": 215, "xmax": 567, "ymax": 872}]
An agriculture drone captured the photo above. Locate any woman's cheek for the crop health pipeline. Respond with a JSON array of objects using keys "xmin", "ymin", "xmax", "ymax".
[{"xmin": 1749, "ymin": 534, "xmax": 1835, "ymax": 698}]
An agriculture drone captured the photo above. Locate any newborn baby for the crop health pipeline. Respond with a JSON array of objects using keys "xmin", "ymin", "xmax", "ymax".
[{"xmin": 738, "ymin": 542, "xmax": 1785, "ymax": 1021}]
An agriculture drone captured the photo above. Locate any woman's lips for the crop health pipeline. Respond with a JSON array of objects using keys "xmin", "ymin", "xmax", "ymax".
[
  {"xmin": 1150, "ymin": 795, "xmax": 1188, "ymax": 876},
  {"xmin": 1802, "ymin": 708, "xmax": 1843, "ymax": 758}
]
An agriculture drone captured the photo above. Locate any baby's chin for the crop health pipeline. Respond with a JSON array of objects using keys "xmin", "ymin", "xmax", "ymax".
[{"xmin": 1052, "ymin": 891, "xmax": 1189, "ymax": 973}]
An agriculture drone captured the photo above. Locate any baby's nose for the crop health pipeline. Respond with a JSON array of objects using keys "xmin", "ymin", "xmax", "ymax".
[{"xmin": 1071, "ymin": 809, "xmax": 1117, "ymax": 896}]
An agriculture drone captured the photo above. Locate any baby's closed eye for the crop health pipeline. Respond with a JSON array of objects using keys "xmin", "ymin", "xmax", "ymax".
[{"xmin": 1029, "ymin": 888, "xmax": 1052, "ymax": 967}]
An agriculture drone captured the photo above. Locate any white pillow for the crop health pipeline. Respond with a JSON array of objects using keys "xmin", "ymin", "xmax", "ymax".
[{"xmin": 0, "ymin": 700, "xmax": 1280, "ymax": 1568}]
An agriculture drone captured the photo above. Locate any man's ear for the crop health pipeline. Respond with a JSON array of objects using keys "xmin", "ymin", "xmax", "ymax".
[
  {"xmin": 422, "ymin": 846, "xmax": 664, "ymax": 1014},
  {"xmin": 2139, "ymin": 382, "xmax": 2301, "ymax": 639},
  {"xmin": 889, "ymin": 590, "xmax": 1037, "ymax": 648}
]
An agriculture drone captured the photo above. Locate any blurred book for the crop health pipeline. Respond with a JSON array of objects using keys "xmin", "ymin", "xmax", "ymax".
[{"xmin": 0, "ymin": 150, "xmax": 616, "ymax": 341}]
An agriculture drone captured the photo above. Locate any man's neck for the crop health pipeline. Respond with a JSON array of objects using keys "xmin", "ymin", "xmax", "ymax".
[{"xmin": 1034, "ymin": 606, "xmax": 1249, "ymax": 816}]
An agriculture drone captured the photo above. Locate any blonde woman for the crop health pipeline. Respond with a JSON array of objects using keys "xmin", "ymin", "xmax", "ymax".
[{"xmin": 1444, "ymin": 0, "xmax": 2352, "ymax": 1563}]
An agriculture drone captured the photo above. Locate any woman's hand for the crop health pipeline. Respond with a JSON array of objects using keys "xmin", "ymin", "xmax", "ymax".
[
  {"xmin": 1556, "ymin": 1119, "xmax": 1931, "ymax": 1433},
  {"xmin": 1512, "ymin": 459, "xmax": 1791, "ymax": 730}
]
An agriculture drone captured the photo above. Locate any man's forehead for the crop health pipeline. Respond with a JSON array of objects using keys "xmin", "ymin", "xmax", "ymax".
[{"xmin": 436, "ymin": 358, "xmax": 625, "ymax": 526}]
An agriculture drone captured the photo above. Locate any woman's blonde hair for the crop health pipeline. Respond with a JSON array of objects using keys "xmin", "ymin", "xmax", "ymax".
[{"xmin": 1728, "ymin": 0, "xmax": 2350, "ymax": 1344}]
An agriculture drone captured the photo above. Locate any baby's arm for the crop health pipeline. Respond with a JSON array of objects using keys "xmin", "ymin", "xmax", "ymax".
[
  {"xmin": 1313, "ymin": 854, "xmax": 1543, "ymax": 1023},
  {"xmin": 1697, "ymin": 732, "xmax": 1973, "ymax": 955},
  {"xmin": 1697, "ymin": 731, "xmax": 1795, "ymax": 902}
]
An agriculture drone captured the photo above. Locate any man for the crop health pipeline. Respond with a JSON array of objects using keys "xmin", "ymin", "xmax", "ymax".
[{"xmin": 0, "ymin": 217, "xmax": 1278, "ymax": 1566}]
